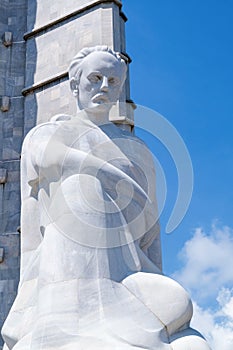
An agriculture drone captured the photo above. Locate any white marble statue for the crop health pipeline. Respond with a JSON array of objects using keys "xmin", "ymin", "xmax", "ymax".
[{"xmin": 2, "ymin": 46, "xmax": 211, "ymax": 349}]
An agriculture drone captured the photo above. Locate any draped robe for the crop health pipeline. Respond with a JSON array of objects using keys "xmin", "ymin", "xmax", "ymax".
[{"xmin": 2, "ymin": 113, "xmax": 205, "ymax": 350}]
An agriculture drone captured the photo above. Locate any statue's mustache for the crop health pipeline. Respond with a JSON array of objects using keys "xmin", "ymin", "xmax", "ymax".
[{"xmin": 92, "ymin": 93, "xmax": 110, "ymax": 103}]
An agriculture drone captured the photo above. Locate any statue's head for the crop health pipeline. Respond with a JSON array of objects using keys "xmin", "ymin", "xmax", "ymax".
[{"xmin": 69, "ymin": 46, "xmax": 127, "ymax": 113}]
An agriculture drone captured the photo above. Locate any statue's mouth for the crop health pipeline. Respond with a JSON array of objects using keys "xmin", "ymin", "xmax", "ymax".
[{"xmin": 92, "ymin": 94, "xmax": 109, "ymax": 104}]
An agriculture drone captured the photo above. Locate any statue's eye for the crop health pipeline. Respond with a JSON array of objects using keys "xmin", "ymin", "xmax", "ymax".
[
  {"xmin": 88, "ymin": 73, "xmax": 102, "ymax": 83},
  {"xmin": 108, "ymin": 77, "xmax": 120, "ymax": 86},
  {"xmin": 95, "ymin": 75, "xmax": 102, "ymax": 81}
]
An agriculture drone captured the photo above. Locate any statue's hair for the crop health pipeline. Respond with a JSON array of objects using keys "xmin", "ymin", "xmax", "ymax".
[{"xmin": 68, "ymin": 46, "xmax": 127, "ymax": 86}]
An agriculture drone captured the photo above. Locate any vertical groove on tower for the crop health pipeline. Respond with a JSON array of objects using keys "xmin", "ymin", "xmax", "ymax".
[{"xmin": 0, "ymin": 1, "xmax": 27, "ymax": 346}]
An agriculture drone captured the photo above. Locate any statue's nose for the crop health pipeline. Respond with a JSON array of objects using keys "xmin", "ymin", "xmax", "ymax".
[{"xmin": 100, "ymin": 76, "xmax": 108, "ymax": 92}]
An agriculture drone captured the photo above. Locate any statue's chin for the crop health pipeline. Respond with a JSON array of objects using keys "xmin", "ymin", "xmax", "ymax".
[{"xmin": 81, "ymin": 103, "xmax": 113, "ymax": 123}]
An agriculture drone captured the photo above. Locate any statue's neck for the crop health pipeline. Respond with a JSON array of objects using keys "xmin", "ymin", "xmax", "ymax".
[{"xmin": 76, "ymin": 108, "xmax": 110, "ymax": 125}]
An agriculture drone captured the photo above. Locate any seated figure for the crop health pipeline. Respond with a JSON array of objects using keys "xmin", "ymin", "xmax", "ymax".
[{"xmin": 2, "ymin": 46, "xmax": 211, "ymax": 350}]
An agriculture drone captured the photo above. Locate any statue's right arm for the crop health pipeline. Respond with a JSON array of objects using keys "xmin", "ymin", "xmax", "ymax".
[
  {"xmin": 23, "ymin": 123, "xmax": 64, "ymax": 179},
  {"xmin": 24, "ymin": 123, "xmax": 86, "ymax": 181}
]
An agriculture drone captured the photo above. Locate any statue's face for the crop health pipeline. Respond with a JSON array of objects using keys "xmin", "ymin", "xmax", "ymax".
[{"xmin": 77, "ymin": 51, "xmax": 124, "ymax": 111}]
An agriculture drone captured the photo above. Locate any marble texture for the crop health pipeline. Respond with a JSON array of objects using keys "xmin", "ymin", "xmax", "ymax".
[
  {"xmin": 27, "ymin": 0, "xmax": 122, "ymax": 32},
  {"xmin": 24, "ymin": 1, "xmax": 131, "ymax": 130},
  {"xmin": 2, "ymin": 47, "xmax": 211, "ymax": 349}
]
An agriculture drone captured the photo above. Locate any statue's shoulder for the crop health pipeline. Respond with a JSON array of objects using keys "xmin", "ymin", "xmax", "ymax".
[
  {"xmin": 21, "ymin": 115, "xmax": 73, "ymax": 157},
  {"xmin": 24, "ymin": 114, "xmax": 72, "ymax": 141}
]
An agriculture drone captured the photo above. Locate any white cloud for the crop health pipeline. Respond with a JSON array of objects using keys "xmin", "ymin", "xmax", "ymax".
[
  {"xmin": 171, "ymin": 224, "xmax": 233, "ymax": 350},
  {"xmin": 173, "ymin": 224, "xmax": 233, "ymax": 301},
  {"xmin": 191, "ymin": 289, "xmax": 233, "ymax": 350}
]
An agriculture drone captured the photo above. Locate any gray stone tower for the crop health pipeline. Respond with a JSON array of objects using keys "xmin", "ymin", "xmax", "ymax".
[
  {"xmin": 0, "ymin": 1, "xmax": 132, "ymax": 346},
  {"xmin": 0, "ymin": 1, "xmax": 27, "ymax": 345}
]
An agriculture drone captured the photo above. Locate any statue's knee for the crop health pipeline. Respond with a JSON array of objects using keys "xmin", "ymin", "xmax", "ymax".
[{"xmin": 122, "ymin": 272, "xmax": 193, "ymax": 336}]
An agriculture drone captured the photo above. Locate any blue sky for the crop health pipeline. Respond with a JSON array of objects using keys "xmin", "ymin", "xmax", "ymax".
[{"xmin": 123, "ymin": 1, "xmax": 233, "ymax": 348}]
